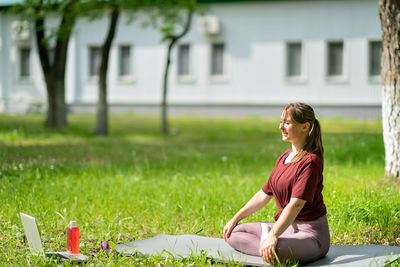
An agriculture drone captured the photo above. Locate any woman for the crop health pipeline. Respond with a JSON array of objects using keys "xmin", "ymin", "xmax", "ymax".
[{"xmin": 223, "ymin": 103, "xmax": 330, "ymax": 264}]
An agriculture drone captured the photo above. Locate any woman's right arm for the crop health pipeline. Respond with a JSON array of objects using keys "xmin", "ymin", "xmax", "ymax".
[{"xmin": 223, "ymin": 190, "xmax": 273, "ymax": 241}]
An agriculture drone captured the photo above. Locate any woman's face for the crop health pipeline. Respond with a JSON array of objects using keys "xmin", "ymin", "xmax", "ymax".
[{"xmin": 279, "ymin": 111, "xmax": 309, "ymax": 145}]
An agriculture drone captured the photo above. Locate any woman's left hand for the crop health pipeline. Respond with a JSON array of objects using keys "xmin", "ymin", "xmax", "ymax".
[{"xmin": 259, "ymin": 232, "xmax": 278, "ymax": 263}]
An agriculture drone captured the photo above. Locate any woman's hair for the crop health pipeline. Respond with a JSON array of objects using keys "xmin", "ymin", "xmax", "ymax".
[{"xmin": 283, "ymin": 102, "xmax": 324, "ymax": 164}]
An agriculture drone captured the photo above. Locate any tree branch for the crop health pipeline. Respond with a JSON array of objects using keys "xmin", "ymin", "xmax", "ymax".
[
  {"xmin": 33, "ymin": 4, "xmax": 51, "ymax": 75},
  {"xmin": 54, "ymin": 0, "xmax": 78, "ymax": 77}
]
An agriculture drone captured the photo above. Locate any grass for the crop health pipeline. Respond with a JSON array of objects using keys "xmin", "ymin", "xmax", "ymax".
[{"xmin": 0, "ymin": 113, "xmax": 399, "ymax": 266}]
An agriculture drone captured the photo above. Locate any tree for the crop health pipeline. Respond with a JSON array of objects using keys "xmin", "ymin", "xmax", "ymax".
[
  {"xmin": 149, "ymin": 0, "xmax": 198, "ymax": 134},
  {"xmin": 95, "ymin": 4, "xmax": 120, "ymax": 135},
  {"xmin": 92, "ymin": 0, "xmax": 198, "ymax": 135},
  {"xmin": 161, "ymin": 8, "xmax": 193, "ymax": 135},
  {"xmin": 87, "ymin": 0, "xmax": 148, "ymax": 135},
  {"xmin": 379, "ymin": 0, "xmax": 400, "ymax": 179},
  {"xmin": 14, "ymin": 0, "xmax": 80, "ymax": 128}
]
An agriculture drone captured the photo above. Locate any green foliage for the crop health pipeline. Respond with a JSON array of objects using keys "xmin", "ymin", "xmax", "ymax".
[
  {"xmin": 0, "ymin": 114, "xmax": 399, "ymax": 266},
  {"xmin": 143, "ymin": 0, "xmax": 203, "ymax": 41},
  {"xmin": 11, "ymin": 0, "xmax": 81, "ymax": 44},
  {"xmin": 82, "ymin": 0, "xmax": 146, "ymax": 22}
]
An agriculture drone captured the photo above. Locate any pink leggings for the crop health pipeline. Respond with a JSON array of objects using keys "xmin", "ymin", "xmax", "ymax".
[{"xmin": 226, "ymin": 215, "xmax": 330, "ymax": 264}]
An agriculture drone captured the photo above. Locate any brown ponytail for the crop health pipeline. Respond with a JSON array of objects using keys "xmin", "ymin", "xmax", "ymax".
[{"xmin": 283, "ymin": 103, "xmax": 324, "ymax": 164}]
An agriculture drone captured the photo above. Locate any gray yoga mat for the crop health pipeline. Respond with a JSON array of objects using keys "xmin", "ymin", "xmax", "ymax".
[{"xmin": 116, "ymin": 234, "xmax": 400, "ymax": 266}]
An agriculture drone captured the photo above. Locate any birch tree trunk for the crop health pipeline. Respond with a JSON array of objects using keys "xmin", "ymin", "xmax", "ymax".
[{"xmin": 379, "ymin": 0, "xmax": 400, "ymax": 179}]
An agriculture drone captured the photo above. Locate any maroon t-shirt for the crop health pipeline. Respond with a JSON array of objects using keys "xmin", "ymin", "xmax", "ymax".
[{"xmin": 262, "ymin": 149, "xmax": 327, "ymax": 221}]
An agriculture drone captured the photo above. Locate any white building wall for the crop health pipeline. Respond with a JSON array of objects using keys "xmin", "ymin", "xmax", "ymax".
[
  {"xmin": 71, "ymin": 14, "xmax": 167, "ymax": 103},
  {"xmin": 0, "ymin": 13, "xmax": 4, "ymax": 109},
  {"xmin": 0, "ymin": 13, "xmax": 47, "ymax": 112},
  {"xmin": 166, "ymin": 0, "xmax": 381, "ymax": 106},
  {"xmin": 0, "ymin": 0, "xmax": 383, "ymax": 115}
]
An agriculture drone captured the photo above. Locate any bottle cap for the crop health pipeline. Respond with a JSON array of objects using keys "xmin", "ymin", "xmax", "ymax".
[{"xmin": 69, "ymin": 221, "xmax": 78, "ymax": 227}]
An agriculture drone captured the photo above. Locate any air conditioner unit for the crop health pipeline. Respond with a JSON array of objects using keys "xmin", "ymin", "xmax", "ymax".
[
  {"xmin": 11, "ymin": 21, "xmax": 31, "ymax": 42},
  {"xmin": 198, "ymin": 16, "xmax": 220, "ymax": 36}
]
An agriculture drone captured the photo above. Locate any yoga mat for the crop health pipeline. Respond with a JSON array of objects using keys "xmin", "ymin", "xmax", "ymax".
[{"xmin": 116, "ymin": 234, "xmax": 400, "ymax": 266}]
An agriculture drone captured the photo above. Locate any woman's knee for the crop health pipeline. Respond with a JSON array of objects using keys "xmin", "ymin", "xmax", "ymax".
[
  {"xmin": 226, "ymin": 227, "xmax": 262, "ymax": 256},
  {"xmin": 231, "ymin": 222, "xmax": 262, "ymax": 236},
  {"xmin": 275, "ymin": 237, "xmax": 323, "ymax": 264}
]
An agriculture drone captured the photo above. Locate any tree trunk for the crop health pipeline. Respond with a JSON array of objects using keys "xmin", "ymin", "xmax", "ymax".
[
  {"xmin": 379, "ymin": 0, "xmax": 400, "ymax": 179},
  {"xmin": 96, "ymin": 7, "xmax": 120, "ymax": 135},
  {"xmin": 161, "ymin": 40, "xmax": 175, "ymax": 134},
  {"xmin": 161, "ymin": 10, "xmax": 193, "ymax": 134},
  {"xmin": 34, "ymin": 1, "xmax": 77, "ymax": 128},
  {"xmin": 45, "ymin": 76, "xmax": 67, "ymax": 127}
]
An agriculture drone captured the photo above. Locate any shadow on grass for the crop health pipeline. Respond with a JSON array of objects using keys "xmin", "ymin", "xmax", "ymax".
[{"xmin": 0, "ymin": 113, "xmax": 384, "ymax": 171}]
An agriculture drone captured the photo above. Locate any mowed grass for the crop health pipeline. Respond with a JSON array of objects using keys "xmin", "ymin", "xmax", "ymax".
[{"xmin": 1, "ymin": 113, "xmax": 399, "ymax": 266}]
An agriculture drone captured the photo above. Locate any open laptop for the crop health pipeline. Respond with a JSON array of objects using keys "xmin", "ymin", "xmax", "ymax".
[{"xmin": 20, "ymin": 212, "xmax": 89, "ymax": 262}]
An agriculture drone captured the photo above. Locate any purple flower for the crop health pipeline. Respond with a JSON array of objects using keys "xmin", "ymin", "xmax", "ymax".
[
  {"xmin": 98, "ymin": 241, "xmax": 113, "ymax": 254},
  {"xmin": 100, "ymin": 241, "xmax": 110, "ymax": 251}
]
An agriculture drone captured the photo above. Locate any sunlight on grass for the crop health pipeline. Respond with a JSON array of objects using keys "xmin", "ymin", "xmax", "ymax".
[{"xmin": 0, "ymin": 113, "xmax": 399, "ymax": 266}]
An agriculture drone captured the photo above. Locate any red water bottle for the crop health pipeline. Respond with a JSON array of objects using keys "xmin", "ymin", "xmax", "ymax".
[{"xmin": 67, "ymin": 221, "xmax": 79, "ymax": 254}]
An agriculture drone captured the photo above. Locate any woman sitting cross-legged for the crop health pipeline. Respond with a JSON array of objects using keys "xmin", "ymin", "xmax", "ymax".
[{"xmin": 223, "ymin": 102, "xmax": 330, "ymax": 264}]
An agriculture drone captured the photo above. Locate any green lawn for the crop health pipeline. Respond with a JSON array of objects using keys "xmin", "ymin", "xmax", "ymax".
[{"xmin": 0, "ymin": 113, "xmax": 399, "ymax": 266}]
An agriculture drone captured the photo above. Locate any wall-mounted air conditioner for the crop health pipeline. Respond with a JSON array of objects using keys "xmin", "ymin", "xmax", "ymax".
[
  {"xmin": 11, "ymin": 21, "xmax": 31, "ymax": 42},
  {"xmin": 198, "ymin": 16, "xmax": 220, "ymax": 36}
]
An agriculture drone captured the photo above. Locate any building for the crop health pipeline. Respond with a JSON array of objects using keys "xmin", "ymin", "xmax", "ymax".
[{"xmin": 0, "ymin": 0, "xmax": 382, "ymax": 118}]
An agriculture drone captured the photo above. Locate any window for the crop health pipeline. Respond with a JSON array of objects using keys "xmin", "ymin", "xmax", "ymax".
[
  {"xmin": 89, "ymin": 46, "xmax": 101, "ymax": 77},
  {"xmin": 48, "ymin": 48, "xmax": 55, "ymax": 66},
  {"xmin": 369, "ymin": 41, "xmax": 381, "ymax": 77},
  {"xmin": 211, "ymin": 43, "xmax": 224, "ymax": 76},
  {"xmin": 177, "ymin": 44, "xmax": 190, "ymax": 76},
  {"xmin": 19, "ymin": 47, "xmax": 30, "ymax": 78},
  {"xmin": 286, "ymin": 42, "xmax": 302, "ymax": 77},
  {"xmin": 119, "ymin": 45, "xmax": 131, "ymax": 77},
  {"xmin": 327, "ymin": 41, "xmax": 343, "ymax": 76}
]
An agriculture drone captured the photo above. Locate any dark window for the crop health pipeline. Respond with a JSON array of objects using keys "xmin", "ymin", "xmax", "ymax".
[
  {"xmin": 369, "ymin": 41, "xmax": 381, "ymax": 76},
  {"xmin": 211, "ymin": 43, "xmax": 224, "ymax": 75},
  {"xmin": 20, "ymin": 47, "xmax": 30, "ymax": 78},
  {"xmin": 89, "ymin": 46, "xmax": 101, "ymax": 77},
  {"xmin": 327, "ymin": 41, "xmax": 343, "ymax": 76},
  {"xmin": 177, "ymin": 44, "xmax": 190, "ymax": 76},
  {"xmin": 119, "ymin": 45, "xmax": 131, "ymax": 77},
  {"xmin": 287, "ymin": 42, "xmax": 302, "ymax": 77},
  {"xmin": 48, "ymin": 48, "xmax": 55, "ymax": 66}
]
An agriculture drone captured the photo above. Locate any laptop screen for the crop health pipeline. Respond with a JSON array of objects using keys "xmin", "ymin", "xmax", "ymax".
[{"xmin": 20, "ymin": 213, "xmax": 44, "ymax": 254}]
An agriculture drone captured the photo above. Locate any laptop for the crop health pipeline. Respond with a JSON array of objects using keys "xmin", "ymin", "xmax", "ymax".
[{"xmin": 20, "ymin": 212, "xmax": 89, "ymax": 262}]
